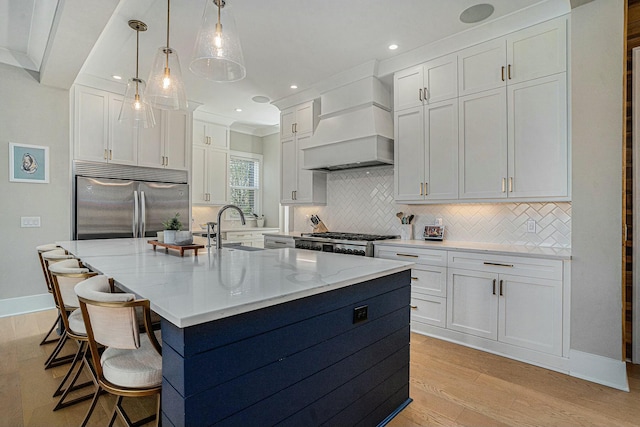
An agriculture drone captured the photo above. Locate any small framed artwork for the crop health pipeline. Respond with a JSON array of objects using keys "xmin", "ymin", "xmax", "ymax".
[
  {"xmin": 424, "ymin": 225, "xmax": 445, "ymax": 241},
  {"xmin": 9, "ymin": 143, "xmax": 49, "ymax": 183}
]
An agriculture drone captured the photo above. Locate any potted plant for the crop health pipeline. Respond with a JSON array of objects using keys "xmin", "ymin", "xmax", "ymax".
[
  {"xmin": 162, "ymin": 213, "xmax": 182, "ymax": 244},
  {"xmin": 251, "ymin": 213, "xmax": 265, "ymax": 228}
]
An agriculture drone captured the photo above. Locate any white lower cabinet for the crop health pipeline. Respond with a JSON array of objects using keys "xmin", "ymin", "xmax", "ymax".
[
  {"xmin": 376, "ymin": 244, "xmax": 568, "ymax": 367},
  {"xmin": 225, "ymin": 229, "xmax": 279, "ymax": 248},
  {"xmin": 263, "ymin": 235, "xmax": 295, "ymax": 249}
]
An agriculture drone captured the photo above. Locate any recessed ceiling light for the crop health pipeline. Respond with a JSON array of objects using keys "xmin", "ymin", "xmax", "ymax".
[
  {"xmin": 252, "ymin": 95, "xmax": 270, "ymax": 103},
  {"xmin": 235, "ymin": 108, "xmax": 243, "ymax": 112},
  {"xmin": 112, "ymin": 75, "xmax": 122, "ymax": 80},
  {"xmin": 290, "ymin": 85, "xmax": 298, "ymax": 89},
  {"xmin": 460, "ymin": 3, "xmax": 495, "ymax": 24},
  {"xmin": 388, "ymin": 44, "xmax": 398, "ymax": 50}
]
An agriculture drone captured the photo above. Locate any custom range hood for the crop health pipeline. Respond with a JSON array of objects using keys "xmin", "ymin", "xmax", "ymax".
[{"xmin": 302, "ymin": 76, "xmax": 394, "ymax": 171}]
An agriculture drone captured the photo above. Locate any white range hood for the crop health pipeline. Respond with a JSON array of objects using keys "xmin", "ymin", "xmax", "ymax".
[{"xmin": 302, "ymin": 77, "xmax": 394, "ymax": 171}]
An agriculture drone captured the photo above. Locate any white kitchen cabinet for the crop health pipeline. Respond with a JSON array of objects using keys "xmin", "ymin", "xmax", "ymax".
[
  {"xmin": 395, "ymin": 98, "xmax": 458, "ymax": 203},
  {"xmin": 458, "ymin": 17, "xmax": 566, "ymax": 97},
  {"xmin": 138, "ymin": 110, "xmax": 189, "ymax": 170},
  {"xmin": 225, "ymin": 228, "xmax": 280, "ymax": 248},
  {"xmin": 447, "ymin": 251, "xmax": 563, "ymax": 356},
  {"xmin": 394, "ymin": 53, "xmax": 458, "ymax": 112},
  {"xmin": 263, "ymin": 235, "xmax": 295, "ymax": 249},
  {"xmin": 107, "ymin": 94, "xmax": 138, "ymax": 165},
  {"xmin": 280, "ymin": 101, "xmax": 327, "ymax": 205},
  {"xmin": 193, "ymin": 120, "xmax": 228, "ymax": 149},
  {"xmin": 192, "ymin": 144, "xmax": 228, "ymax": 206}
]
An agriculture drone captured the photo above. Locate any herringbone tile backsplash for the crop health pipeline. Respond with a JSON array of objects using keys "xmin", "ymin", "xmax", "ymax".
[{"xmin": 293, "ymin": 166, "xmax": 571, "ymax": 248}]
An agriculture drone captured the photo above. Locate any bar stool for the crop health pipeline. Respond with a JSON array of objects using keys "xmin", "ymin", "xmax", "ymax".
[
  {"xmin": 48, "ymin": 259, "xmax": 99, "ymax": 411},
  {"xmin": 36, "ymin": 244, "xmax": 61, "ymax": 346},
  {"xmin": 41, "ymin": 249, "xmax": 78, "ymax": 370},
  {"xmin": 76, "ymin": 275, "xmax": 162, "ymax": 427}
]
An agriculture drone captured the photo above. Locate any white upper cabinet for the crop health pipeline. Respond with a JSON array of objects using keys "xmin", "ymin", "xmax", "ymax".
[
  {"xmin": 280, "ymin": 100, "xmax": 327, "ymax": 206},
  {"xmin": 138, "ymin": 110, "xmax": 189, "ymax": 171},
  {"xmin": 394, "ymin": 53, "xmax": 458, "ymax": 112},
  {"xmin": 458, "ymin": 39, "xmax": 506, "ymax": 97},
  {"xmin": 192, "ymin": 120, "xmax": 229, "ymax": 205},
  {"xmin": 193, "ymin": 120, "xmax": 228, "ymax": 149},
  {"xmin": 74, "ymin": 86, "xmax": 109, "ymax": 163}
]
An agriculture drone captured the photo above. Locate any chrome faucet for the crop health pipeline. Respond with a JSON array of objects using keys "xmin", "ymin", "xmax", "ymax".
[
  {"xmin": 206, "ymin": 222, "xmax": 216, "ymax": 248},
  {"xmin": 216, "ymin": 205, "xmax": 246, "ymax": 250}
]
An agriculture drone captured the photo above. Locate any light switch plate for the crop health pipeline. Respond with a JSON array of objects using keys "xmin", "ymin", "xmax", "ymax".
[
  {"xmin": 527, "ymin": 219, "xmax": 536, "ymax": 233},
  {"xmin": 435, "ymin": 218, "xmax": 443, "ymax": 226},
  {"xmin": 21, "ymin": 216, "xmax": 41, "ymax": 228}
]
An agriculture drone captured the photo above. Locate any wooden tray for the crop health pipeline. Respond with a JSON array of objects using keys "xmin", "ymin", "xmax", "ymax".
[{"xmin": 148, "ymin": 240, "xmax": 205, "ymax": 257}]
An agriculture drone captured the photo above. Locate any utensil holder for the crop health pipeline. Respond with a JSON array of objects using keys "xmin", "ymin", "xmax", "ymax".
[
  {"xmin": 400, "ymin": 224, "xmax": 413, "ymax": 240},
  {"xmin": 313, "ymin": 221, "xmax": 329, "ymax": 233}
]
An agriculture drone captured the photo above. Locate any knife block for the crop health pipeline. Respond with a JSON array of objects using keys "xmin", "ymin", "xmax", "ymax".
[{"xmin": 313, "ymin": 221, "xmax": 329, "ymax": 233}]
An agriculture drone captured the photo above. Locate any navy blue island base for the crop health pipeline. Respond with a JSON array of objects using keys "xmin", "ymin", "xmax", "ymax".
[{"xmin": 160, "ymin": 270, "xmax": 412, "ymax": 426}]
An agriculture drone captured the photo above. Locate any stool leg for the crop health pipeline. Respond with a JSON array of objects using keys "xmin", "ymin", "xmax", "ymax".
[{"xmin": 39, "ymin": 312, "xmax": 62, "ymax": 345}]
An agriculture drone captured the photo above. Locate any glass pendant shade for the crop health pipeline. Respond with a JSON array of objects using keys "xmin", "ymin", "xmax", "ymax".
[
  {"xmin": 147, "ymin": 47, "xmax": 188, "ymax": 110},
  {"xmin": 190, "ymin": 0, "xmax": 246, "ymax": 82},
  {"xmin": 119, "ymin": 77, "xmax": 156, "ymax": 128}
]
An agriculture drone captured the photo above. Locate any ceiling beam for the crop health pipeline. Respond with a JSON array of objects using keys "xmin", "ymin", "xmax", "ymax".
[{"xmin": 39, "ymin": 0, "xmax": 120, "ymax": 89}]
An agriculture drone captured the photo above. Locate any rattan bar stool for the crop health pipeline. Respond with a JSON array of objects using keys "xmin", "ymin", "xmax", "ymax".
[
  {"xmin": 76, "ymin": 275, "xmax": 162, "ymax": 427},
  {"xmin": 48, "ymin": 259, "xmax": 99, "ymax": 411},
  {"xmin": 41, "ymin": 249, "xmax": 78, "ymax": 370},
  {"xmin": 36, "ymin": 244, "xmax": 62, "ymax": 346}
]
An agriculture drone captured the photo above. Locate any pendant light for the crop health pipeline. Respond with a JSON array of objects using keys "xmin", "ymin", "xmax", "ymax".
[
  {"xmin": 146, "ymin": 0, "xmax": 188, "ymax": 110},
  {"xmin": 190, "ymin": 0, "xmax": 246, "ymax": 82},
  {"xmin": 119, "ymin": 20, "xmax": 155, "ymax": 128}
]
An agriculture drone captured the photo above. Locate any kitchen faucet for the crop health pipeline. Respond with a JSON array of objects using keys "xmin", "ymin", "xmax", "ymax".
[
  {"xmin": 206, "ymin": 222, "xmax": 216, "ymax": 248},
  {"xmin": 216, "ymin": 205, "xmax": 246, "ymax": 250}
]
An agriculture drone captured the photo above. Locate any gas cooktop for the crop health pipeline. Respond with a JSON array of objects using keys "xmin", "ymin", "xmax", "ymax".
[{"xmin": 300, "ymin": 232, "xmax": 399, "ymax": 242}]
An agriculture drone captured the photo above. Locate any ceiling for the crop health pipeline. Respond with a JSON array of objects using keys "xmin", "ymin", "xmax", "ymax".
[{"xmin": 3, "ymin": 0, "xmax": 577, "ymax": 133}]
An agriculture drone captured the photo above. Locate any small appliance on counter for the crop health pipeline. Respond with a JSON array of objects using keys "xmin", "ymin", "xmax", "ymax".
[{"xmin": 424, "ymin": 225, "xmax": 445, "ymax": 241}]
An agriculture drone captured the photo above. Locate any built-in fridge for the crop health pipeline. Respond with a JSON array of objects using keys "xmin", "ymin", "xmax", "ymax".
[{"xmin": 75, "ymin": 173, "xmax": 189, "ymax": 240}]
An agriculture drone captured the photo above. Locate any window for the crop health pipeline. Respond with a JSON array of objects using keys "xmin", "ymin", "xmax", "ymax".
[{"xmin": 228, "ymin": 151, "xmax": 262, "ymax": 217}]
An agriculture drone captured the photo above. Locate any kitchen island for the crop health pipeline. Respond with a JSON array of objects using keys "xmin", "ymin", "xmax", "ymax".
[{"xmin": 58, "ymin": 238, "xmax": 413, "ymax": 426}]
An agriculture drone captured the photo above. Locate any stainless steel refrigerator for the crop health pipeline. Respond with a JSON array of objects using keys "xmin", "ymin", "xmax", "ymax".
[{"xmin": 75, "ymin": 176, "xmax": 189, "ymax": 240}]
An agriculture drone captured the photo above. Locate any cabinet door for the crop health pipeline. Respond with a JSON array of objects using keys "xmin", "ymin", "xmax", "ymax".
[
  {"xmin": 425, "ymin": 99, "xmax": 458, "ymax": 200},
  {"xmin": 295, "ymin": 102, "xmax": 315, "ymax": 135},
  {"xmin": 280, "ymin": 137, "xmax": 297, "ymax": 204},
  {"xmin": 507, "ymin": 74, "xmax": 568, "ymax": 198},
  {"xmin": 394, "ymin": 65, "xmax": 424, "ymax": 112},
  {"xmin": 165, "ymin": 111, "xmax": 189, "ymax": 170},
  {"xmin": 74, "ymin": 86, "xmax": 109, "ymax": 162},
  {"xmin": 394, "ymin": 106, "xmax": 425, "ymax": 202},
  {"xmin": 108, "ymin": 95, "xmax": 137, "ymax": 165},
  {"xmin": 411, "ymin": 295, "xmax": 446, "ymax": 328},
  {"xmin": 458, "ymin": 88, "xmax": 507, "ymax": 199},
  {"xmin": 498, "ymin": 274, "xmax": 562, "ymax": 355},
  {"xmin": 281, "ymin": 108, "xmax": 296, "ymax": 139},
  {"xmin": 207, "ymin": 148, "xmax": 229, "ymax": 205},
  {"xmin": 206, "ymin": 122, "xmax": 228, "ymax": 149},
  {"xmin": 447, "ymin": 269, "xmax": 498, "ymax": 340},
  {"xmin": 411, "ymin": 266, "xmax": 447, "ymax": 298},
  {"xmin": 458, "ymin": 39, "xmax": 506, "ymax": 97},
  {"xmin": 192, "ymin": 144, "xmax": 208, "ymax": 204},
  {"xmin": 294, "ymin": 133, "xmax": 315, "ymax": 203},
  {"xmin": 507, "ymin": 18, "xmax": 566, "ymax": 85},
  {"xmin": 137, "ymin": 107, "xmax": 164, "ymax": 168},
  {"xmin": 424, "ymin": 53, "xmax": 458, "ymax": 103}
]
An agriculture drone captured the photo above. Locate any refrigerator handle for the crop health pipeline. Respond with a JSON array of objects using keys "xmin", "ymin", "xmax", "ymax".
[
  {"xmin": 133, "ymin": 190, "xmax": 139, "ymax": 238},
  {"xmin": 140, "ymin": 191, "xmax": 146, "ymax": 238}
]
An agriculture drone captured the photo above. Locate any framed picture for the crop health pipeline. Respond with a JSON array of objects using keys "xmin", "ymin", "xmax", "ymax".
[
  {"xmin": 424, "ymin": 225, "xmax": 445, "ymax": 241},
  {"xmin": 9, "ymin": 143, "xmax": 49, "ymax": 183}
]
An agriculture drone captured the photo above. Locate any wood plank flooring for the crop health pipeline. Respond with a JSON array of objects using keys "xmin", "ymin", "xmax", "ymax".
[{"xmin": 2, "ymin": 309, "xmax": 640, "ymax": 426}]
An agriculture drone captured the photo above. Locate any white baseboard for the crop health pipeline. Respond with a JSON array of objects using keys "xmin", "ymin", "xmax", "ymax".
[
  {"xmin": 0, "ymin": 293, "xmax": 55, "ymax": 318},
  {"xmin": 569, "ymin": 349, "xmax": 630, "ymax": 391}
]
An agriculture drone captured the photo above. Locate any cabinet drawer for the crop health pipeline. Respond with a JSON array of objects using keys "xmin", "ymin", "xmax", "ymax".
[
  {"xmin": 410, "ymin": 295, "xmax": 446, "ymax": 328},
  {"xmin": 264, "ymin": 236, "xmax": 294, "ymax": 249},
  {"xmin": 448, "ymin": 251, "xmax": 562, "ymax": 281},
  {"xmin": 376, "ymin": 245, "xmax": 447, "ymax": 267},
  {"xmin": 411, "ymin": 266, "xmax": 446, "ymax": 298}
]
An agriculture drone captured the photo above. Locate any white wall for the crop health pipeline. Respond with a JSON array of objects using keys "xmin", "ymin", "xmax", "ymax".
[
  {"xmin": 570, "ymin": 0, "xmax": 624, "ymax": 359},
  {"xmin": 0, "ymin": 63, "xmax": 70, "ymax": 307},
  {"xmin": 230, "ymin": 131, "xmax": 263, "ymax": 154},
  {"xmin": 262, "ymin": 132, "xmax": 281, "ymax": 229}
]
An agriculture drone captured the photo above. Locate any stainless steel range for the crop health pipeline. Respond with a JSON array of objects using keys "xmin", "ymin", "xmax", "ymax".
[{"xmin": 293, "ymin": 232, "xmax": 399, "ymax": 257}]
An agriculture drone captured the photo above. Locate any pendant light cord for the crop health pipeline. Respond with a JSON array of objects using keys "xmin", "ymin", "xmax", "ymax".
[
  {"xmin": 166, "ymin": 0, "xmax": 170, "ymax": 69},
  {"xmin": 135, "ymin": 26, "xmax": 140, "ymax": 94}
]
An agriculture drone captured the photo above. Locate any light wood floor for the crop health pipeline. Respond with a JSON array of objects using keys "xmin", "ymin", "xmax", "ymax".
[{"xmin": 2, "ymin": 309, "xmax": 640, "ymax": 427}]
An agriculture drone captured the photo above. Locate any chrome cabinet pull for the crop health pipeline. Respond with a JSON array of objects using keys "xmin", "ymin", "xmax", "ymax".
[
  {"xmin": 109, "ymin": 150, "xmax": 112, "ymax": 160},
  {"xmin": 499, "ymin": 279, "xmax": 504, "ymax": 296},
  {"xmin": 501, "ymin": 66, "xmax": 505, "ymax": 81},
  {"xmin": 419, "ymin": 88, "xmax": 423, "ymax": 102},
  {"xmin": 509, "ymin": 177, "xmax": 513, "ymax": 192},
  {"xmin": 502, "ymin": 178, "xmax": 506, "ymax": 193},
  {"xmin": 508, "ymin": 64, "xmax": 512, "ymax": 80},
  {"xmin": 396, "ymin": 253, "xmax": 418, "ymax": 258},
  {"xmin": 424, "ymin": 87, "xmax": 428, "ymax": 101},
  {"xmin": 492, "ymin": 279, "xmax": 496, "ymax": 295},
  {"xmin": 483, "ymin": 262, "xmax": 514, "ymax": 268}
]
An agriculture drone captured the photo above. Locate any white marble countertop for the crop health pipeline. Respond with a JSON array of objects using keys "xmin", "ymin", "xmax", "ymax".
[
  {"xmin": 57, "ymin": 238, "xmax": 413, "ymax": 328},
  {"xmin": 374, "ymin": 239, "xmax": 571, "ymax": 260}
]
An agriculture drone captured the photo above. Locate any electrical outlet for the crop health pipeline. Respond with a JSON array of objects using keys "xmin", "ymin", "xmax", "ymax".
[
  {"xmin": 435, "ymin": 218, "xmax": 443, "ymax": 226},
  {"xmin": 353, "ymin": 305, "xmax": 368, "ymax": 324},
  {"xmin": 527, "ymin": 219, "xmax": 536, "ymax": 233},
  {"xmin": 21, "ymin": 216, "xmax": 41, "ymax": 228}
]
